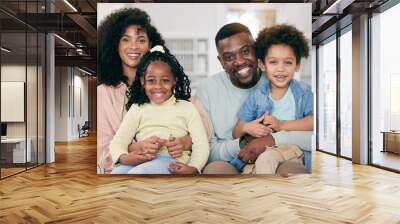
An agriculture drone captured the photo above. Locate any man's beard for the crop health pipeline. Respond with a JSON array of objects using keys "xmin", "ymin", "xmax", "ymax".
[{"xmin": 233, "ymin": 69, "xmax": 261, "ymax": 89}]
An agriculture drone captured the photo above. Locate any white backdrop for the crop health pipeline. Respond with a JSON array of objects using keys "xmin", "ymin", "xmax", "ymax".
[{"xmin": 98, "ymin": 3, "xmax": 312, "ymax": 83}]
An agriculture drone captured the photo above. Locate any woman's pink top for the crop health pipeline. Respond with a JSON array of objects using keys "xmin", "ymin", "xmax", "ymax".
[{"xmin": 97, "ymin": 83, "xmax": 128, "ymax": 172}]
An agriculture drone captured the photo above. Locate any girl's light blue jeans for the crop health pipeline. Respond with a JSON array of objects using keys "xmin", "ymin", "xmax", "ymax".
[{"xmin": 110, "ymin": 155, "xmax": 176, "ymax": 174}]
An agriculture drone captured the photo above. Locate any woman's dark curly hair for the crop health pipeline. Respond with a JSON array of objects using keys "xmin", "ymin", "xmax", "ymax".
[
  {"xmin": 255, "ymin": 24, "xmax": 309, "ymax": 63},
  {"xmin": 98, "ymin": 8, "xmax": 165, "ymax": 86},
  {"xmin": 126, "ymin": 46, "xmax": 191, "ymax": 109}
]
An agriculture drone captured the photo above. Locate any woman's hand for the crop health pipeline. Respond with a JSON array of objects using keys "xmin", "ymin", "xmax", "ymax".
[
  {"xmin": 164, "ymin": 135, "xmax": 192, "ymax": 158},
  {"xmin": 169, "ymin": 162, "xmax": 198, "ymax": 174}
]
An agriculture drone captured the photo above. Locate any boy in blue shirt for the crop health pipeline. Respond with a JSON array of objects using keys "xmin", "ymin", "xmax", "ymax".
[{"xmin": 231, "ymin": 24, "xmax": 313, "ymax": 174}]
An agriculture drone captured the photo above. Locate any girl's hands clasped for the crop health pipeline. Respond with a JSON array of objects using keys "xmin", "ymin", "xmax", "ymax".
[
  {"xmin": 137, "ymin": 136, "xmax": 163, "ymax": 156},
  {"xmin": 164, "ymin": 135, "xmax": 192, "ymax": 158},
  {"xmin": 122, "ymin": 136, "xmax": 163, "ymax": 165}
]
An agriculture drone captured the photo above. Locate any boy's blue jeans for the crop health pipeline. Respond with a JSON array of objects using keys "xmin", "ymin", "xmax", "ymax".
[
  {"xmin": 303, "ymin": 150, "xmax": 312, "ymax": 173},
  {"xmin": 111, "ymin": 155, "xmax": 176, "ymax": 174}
]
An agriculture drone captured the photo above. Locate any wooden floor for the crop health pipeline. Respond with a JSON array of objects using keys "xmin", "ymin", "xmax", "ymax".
[
  {"xmin": 372, "ymin": 150, "xmax": 400, "ymax": 171},
  {"xmin": 0, "ymin": 167, "xmax": 26, "ymax": 177},
  {"xmin": 1, "ymin": 135, "xmax": 400, "ymax": 223}
]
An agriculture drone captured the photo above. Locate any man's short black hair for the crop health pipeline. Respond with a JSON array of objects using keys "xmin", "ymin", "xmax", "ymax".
[{"xmin": 215, "ymin": 22, "xmax": 252, "ymax": 48}]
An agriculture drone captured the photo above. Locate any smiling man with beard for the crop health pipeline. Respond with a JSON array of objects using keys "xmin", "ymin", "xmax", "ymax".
[{"xmin": 196, "ymin": 23, "xmax": 312, "ymax": 174}]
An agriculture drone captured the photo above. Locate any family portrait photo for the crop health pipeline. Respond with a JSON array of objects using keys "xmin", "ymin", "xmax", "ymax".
[{"xmin": 96, "ymin": 3, "xmax": 314, "ymax": 175}]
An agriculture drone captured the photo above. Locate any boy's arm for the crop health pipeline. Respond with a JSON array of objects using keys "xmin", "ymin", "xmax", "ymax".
[
  {"xmin": 235, "ymin": 90, "xmax": 272, "ymax": 138},
  {"xmin": 233, "ymin": 117, "xmax": 271, "ymax": 139},
  {"xmin": 272, "ymin": 131, "xmax": 312, "ymax": 151},
  {"xmin": 279, "ymin": 115, "xmax": 314, "ymax": 131}
]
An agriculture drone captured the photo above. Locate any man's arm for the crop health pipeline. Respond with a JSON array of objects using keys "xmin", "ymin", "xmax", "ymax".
[
  {"xmin": 208, "ymin": 135, "xmax": 241, "ymax": 162},
  {"xmin": 233, "ymin": 120, "xmax": 246, "ymax": 139},
  {"xmin": 196, "ymin": 81, "xmax": 240, "ymax": 162}
]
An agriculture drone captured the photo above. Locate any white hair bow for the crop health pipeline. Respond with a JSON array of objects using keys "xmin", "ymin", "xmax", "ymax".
[{"xmin": 150, "ymin": 45, "xmax": 165, "ymax": 53}]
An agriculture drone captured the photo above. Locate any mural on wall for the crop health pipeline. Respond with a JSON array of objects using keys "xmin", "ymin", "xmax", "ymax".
[{"xmin": 97, "ymin": 3, "xmax": 313, "ymax": 175}]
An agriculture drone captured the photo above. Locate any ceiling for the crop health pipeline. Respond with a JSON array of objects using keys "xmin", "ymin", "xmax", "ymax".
[{"xmin": 0, "ymin": 0, "xmax": 390, "ymax": 76}]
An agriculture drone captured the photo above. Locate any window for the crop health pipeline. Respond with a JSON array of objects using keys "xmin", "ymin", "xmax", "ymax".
[
  {"xmin": 339, "ymin": 28, "xmax": 352, "ymax": 158},
  {"xmin": 0, "ymin": 1, "xmax": 47, "ymax": 179},
  {"xmin": 317, "ymin": 36, "xmax": 337, "ymax": 155},
  {"xmin": 371, "ymin": 2, "xmax": 400, "ymax": 171},
  {"xmin": 165, "ymin": 38, "xmax": 208, "ymax": 93}
]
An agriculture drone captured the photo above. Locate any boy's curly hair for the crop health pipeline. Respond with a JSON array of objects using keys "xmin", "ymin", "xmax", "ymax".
[
  {"xmin": 98, "ymin": 8, "xmax": 165, "ymax": 86},
  {"xmin": 255, "ymin": 24, "xmax": 309, "ymax": 63},
  {"xmin": 126, "ymin": 46, "xmax": 191, "ymax": 109}
]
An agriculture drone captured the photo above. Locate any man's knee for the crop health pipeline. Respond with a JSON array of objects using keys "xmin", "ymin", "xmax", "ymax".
[
  {"xmin": 278, "ymin": 144, "xmax": 304, "ymax": 160},
  {"xmin": 202, "ymin": 161, "xmax": 239, "ymax": 174},
  {"xmin": 254, "ymin": 150, "xmax": 282, "ymax": 174},
  {"xmin": 256, "ymin": 149, "xmax": 283, "ymax": 165}
]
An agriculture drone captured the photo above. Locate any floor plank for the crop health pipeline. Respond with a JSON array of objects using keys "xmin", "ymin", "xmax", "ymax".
[{"xmin": 0, "ymin": 134, "xmax": 399, "ymax": 223}]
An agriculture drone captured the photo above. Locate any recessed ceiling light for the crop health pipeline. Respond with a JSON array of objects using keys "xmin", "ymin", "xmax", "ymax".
[
  {"xmin": 63, "ymin": 0, "xmax": 78, "ymax": 12},
  {"xmin": 78, "ymin": 67, "xmax": 92, "ymax": 76},
  {"xmin": 54, "ymin": 34, "xmax": 75, "ymax": 48},
  {"xmin": 323, "ymin": 0, "xmax": 354, "ymax": 15},
  {"xmin": 1, "ymin": 47, "xmax": 11, "ymax": 53}
]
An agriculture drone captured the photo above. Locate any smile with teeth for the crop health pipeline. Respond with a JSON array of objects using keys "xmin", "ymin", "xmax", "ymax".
[
  {"xmin": 273, "ymin": 75, "xmax": 288, "ymax": 82},
  {"xmin": 127, "ymin": 53, "xmax": 140, "ymax": 59},
  {"xmin": 152, "ymin": 92, "xmax": 165, "ymax": 98},
  {"xmin": 237, "ymin": 67, "xmax": 250, "ymax": 76}
]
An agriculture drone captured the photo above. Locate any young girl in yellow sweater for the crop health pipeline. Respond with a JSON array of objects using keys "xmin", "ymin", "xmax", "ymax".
[{"xmin": 110, "ymin": 45, "xmax": 209, "ymax": 174}]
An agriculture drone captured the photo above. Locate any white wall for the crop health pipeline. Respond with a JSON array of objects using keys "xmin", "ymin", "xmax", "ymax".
[
  {"xmin": 98, "ymin": 3, "xmax": 312, "ymax": 82},
  {"xmin": 1, "ymin": 65, "xmax": 36, "ymax": 137},
  {"xmin": 54, "ymin": 67, "xmax": 89, "ymax": 141},
  {"xmin": 1, "ymin": 65, "xmax": 26, "ymax": 139},
  {"xmin": 1, "ymin": 64, "xmax": 46, "ymax": 163},
  {"xmin": 72, "ymin": 73, "xmax": 89, "ymax": 138},
  {"xmin": 55, "ymin": 66, "xmax": 68, "ymax": 141}
]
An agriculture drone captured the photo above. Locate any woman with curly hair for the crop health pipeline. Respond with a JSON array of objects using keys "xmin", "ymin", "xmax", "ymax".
[
  {"xmin": 109, "ymin": 46, "xmax": 209, "ymax": 174},
  {"xmin": 97, "ymin": 8, "xmax": 194, "ymax": 173}
]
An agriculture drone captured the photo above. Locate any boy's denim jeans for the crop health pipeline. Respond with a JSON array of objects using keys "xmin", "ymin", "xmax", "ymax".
[{"xmin": 303, "ymin": 150, "xmax": 312, "ymax": 173}]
